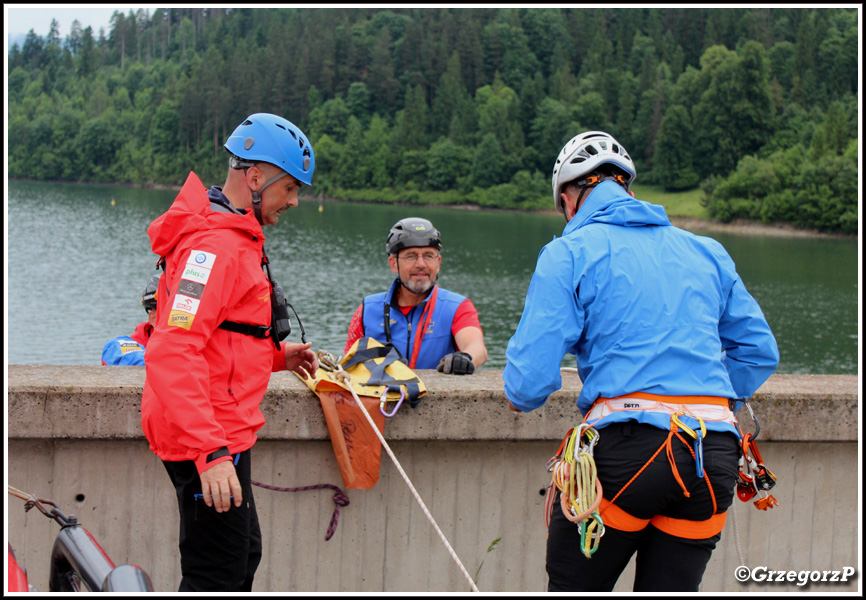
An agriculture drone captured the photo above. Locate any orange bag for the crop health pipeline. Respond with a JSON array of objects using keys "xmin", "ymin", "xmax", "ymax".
[
  {"xmin": 313, "ymin": 379, "xmax": 386, "ymax": 490},
  {"xmin": 295, "ymin": 339, "xmax": 426, "ymax": 489}
]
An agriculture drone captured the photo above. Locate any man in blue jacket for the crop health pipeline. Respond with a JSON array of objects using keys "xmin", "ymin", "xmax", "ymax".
[
  {"xmin": 345, "ymin": 217, "xmax": 488, "ymax": 374},
  {"xmin": 101, "ymin": 273, "xmax": 161, "ymax": 365},
  {"xmin": 504, "ymin": 131, "xmax": 779, "ymax": 591}
]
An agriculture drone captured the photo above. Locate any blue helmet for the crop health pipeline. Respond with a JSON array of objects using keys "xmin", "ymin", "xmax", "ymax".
[{"xmin": 224, "ymin": 113, "xmax": 315, "ymax": 186}]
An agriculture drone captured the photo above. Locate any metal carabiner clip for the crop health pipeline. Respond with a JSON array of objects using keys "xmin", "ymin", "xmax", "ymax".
[
  {"xmin": 379, "ymin": 387, "xmax": 405, "ymax": 418},
  {"xmin": 742, "ymin": 397, "xmax": 761, "ymax": 440}
]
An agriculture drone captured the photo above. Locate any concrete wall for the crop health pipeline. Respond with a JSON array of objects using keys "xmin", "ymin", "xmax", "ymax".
[{"xmin": 7, "ymin": 366, "xmax": 860, "ymax": 593}]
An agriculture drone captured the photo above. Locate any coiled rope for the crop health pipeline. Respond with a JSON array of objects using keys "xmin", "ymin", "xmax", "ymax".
[
  {"xmin": 251, "ymin": 481, "xmax": 349, "ymax": 541},
  {"xmin": 321, "ymin": 352, "xmax": 481, "ymax": 593},
  {"xmin": 549, "ymin": 425, "xmax": 604, "ymax": 557}
]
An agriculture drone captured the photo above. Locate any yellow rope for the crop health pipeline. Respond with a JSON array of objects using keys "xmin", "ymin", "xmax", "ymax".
[{"xmin": 551, "ymin": 426, "xmax": 604, "ymax": 557}]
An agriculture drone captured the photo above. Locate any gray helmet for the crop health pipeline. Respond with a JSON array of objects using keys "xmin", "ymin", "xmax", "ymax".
[
  {"xmin": 386, "ymin": 218, "xmax": 442, "ymax": 256},
  {"xmin": 141, "ymin": 273, "xmax": 160, "ymax": 313}
]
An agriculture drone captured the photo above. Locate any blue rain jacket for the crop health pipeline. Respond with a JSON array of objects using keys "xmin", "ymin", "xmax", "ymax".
[
  {"xmin": 102, "ymin": 335, "xmax": 146, "ymax": 366},
  {"xmin": 503, "ymin": 181, "xmax": 779, "ymax": 434}
]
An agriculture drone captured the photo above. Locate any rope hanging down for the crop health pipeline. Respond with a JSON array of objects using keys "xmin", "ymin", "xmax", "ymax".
[
  {"xmin": 251, "ymin": 481, "xmax": 349, "ymax": 541},
  {"xmin": 319, "ymin": 351, "xmax": 481, "ymax": 593}
]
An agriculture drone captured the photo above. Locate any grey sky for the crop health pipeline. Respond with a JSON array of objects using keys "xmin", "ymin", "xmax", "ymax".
[{"xmin": 4, "ymin": 4, "xmax": 147, "ymax": 39}]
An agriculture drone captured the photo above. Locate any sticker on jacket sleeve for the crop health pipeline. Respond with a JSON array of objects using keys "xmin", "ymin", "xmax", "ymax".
[
  {"xmin": 182, "ymin": 264, "xmax": 211, "ymax": 285},
  {"xmin": 187, "ymin": 250, "xmax": 217, "ymax": 270},
  {"xmin": 171, "ymin": 294, "xmax": 200, "ymax": 315},
  {"xmin": 167, "ymin": 311, "xmax": 194, "ymax": 330},
  {"xmin": 176, "ymin": 279, "xmax": 205, "ymax": 300}
]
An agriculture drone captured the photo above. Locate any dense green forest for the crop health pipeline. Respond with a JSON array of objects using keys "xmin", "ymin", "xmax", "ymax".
[{"xmin": 7, "ymin": 7, "xmax": 859, "ymax": 233}]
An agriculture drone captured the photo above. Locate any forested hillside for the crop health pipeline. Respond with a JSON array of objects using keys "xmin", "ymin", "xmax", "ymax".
[{"xmin": 7, "ymin": 7, "xmax": 859, "ymax": 232}]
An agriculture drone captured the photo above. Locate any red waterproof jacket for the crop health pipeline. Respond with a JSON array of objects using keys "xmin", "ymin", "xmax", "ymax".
[{"xmin": 141, "ymin": 172, "xmax": 287, "ymax": 474}]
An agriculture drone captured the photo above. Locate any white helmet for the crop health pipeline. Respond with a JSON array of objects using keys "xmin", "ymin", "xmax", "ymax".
[{"xmin": 551, "ymin": 131, "xmax": 636, "ymax": 213}]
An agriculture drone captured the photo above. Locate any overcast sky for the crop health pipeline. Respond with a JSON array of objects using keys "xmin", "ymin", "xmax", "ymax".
[{"xmin": 5, "ymin": 4, "xmax": 148, "ymax": 39}]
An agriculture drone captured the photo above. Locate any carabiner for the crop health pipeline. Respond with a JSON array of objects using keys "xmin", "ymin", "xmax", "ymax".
[
  {"xmin": 317, "ymin": 351, "xmax": 342, "ymax": 372},
  {"xmin": 379, "ymin": 387, "xmax": 405, "ymax": 418},
  {"xmin": 672, "ymin": 412, "xmax": 706, "ymax": 440},
  {"xmin": 741, "ymin": 397, "xmax": 761, "ymax": 440}
]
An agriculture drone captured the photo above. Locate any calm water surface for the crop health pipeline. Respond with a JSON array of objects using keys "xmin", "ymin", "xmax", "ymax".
[{"xmin": 6, "ymin": 180, "xmax": 859, "ymax": 375}]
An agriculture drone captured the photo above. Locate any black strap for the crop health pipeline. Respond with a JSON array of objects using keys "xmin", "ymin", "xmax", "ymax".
[
  {"xmin": 218, "ymin": 320, "xmax": 271, "ymax": 339},
  {"xmin": 383, "ymin": 303, "xmax": 393, "ymax": 344},
  {"xmin": 345, "ymin": 339, "xmax": 423, "ymax": 408},
  {"xmin": 159, "ymin": 253, "xmax": 285, "ymax": 345}
]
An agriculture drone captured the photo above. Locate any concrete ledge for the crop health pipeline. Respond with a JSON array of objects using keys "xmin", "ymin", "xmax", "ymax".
[{"xmin": 7, "ymin": 365, "xmax": 859, "ymax": 442}]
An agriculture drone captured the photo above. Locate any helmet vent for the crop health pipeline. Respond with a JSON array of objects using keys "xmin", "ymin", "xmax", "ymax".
[
  {"xmin": 585, "ymin": 145, "xmax": 598, "ymax": 156},
  {"xmin": 242, "ymin": 120, "xmax": 253, "ymax": 126}
]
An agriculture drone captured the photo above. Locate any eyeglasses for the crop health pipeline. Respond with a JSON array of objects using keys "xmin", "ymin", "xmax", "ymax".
[{"xmin": 397, "ymin": 251, "xmax": 440, "ymax": 263}]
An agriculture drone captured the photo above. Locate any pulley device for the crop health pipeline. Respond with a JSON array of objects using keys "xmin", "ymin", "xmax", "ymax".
[{"xmin": 734, "ymin": 399, "xmax": 779, "ymax": 511}]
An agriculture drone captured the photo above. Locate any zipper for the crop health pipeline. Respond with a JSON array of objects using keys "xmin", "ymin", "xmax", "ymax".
[{"xmin": 406, "ymin": 307, "xmax": 414, "ymax": 359}]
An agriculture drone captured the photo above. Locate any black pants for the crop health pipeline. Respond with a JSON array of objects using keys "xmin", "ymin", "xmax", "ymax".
[
  {"xmin": 546, "ymin": 421, "xmax": 739, "ymax": 592},
  {"xmin": 163, "ymin": 449, "xmax": 262, "ymax": 592}
]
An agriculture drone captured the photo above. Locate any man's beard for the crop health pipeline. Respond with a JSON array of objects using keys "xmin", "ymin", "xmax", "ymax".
[{"xmin": 400, "ymin": 274, "xmax": 438, "ymax": 296}]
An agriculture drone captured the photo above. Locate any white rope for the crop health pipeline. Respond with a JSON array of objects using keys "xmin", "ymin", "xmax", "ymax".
[
  {"xmin": 330, "ymin": 366, "xmax": 481, "ymax": 593},
  {"xmin": 730, "ymin": 499, "xmax": 749, "ymax": 592}
]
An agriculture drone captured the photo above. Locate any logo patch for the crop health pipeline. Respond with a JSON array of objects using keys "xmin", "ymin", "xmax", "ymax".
[
  {"xmin": 119, "ymin": 341, "xmax": 142, "ymax": 354},
  {"xmin": 177, "ymin": 279, "xmax": 205, "ymax": 300},
  {"xmin": 171, "ymin": 294, "xmax": 200, "ymax": 315},
  {"xmin": 168, "ymin": 311, "xmax": 194, "ymax": 330},
  {"xmin": 182, "ymin": 264, "xmax": 211, "ymax": 285},
  {"xmin": 188, "ymin": 250, "xmax": 216, "ymax": 270}
]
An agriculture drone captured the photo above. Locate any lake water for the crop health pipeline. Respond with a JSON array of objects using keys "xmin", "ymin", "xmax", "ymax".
[{"xmin": 5, "ymin": 179, "xmax": 860, "ymax": 375}]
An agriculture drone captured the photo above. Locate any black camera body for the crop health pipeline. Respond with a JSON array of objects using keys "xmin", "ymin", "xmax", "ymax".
[{"xmin": 270, "ymin": 279, "xmax": 292, "ymax": 344}]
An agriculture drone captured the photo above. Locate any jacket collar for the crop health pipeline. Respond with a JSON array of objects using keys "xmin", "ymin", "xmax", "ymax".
[{"xmin": 564, "ymin": 180, "xmax": 671, "ymax": 236}]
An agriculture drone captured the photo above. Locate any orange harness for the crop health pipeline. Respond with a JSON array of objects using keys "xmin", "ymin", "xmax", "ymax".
[{"xmin": 585, "ymin": 394, "xmax": 728, "ymax": 540}]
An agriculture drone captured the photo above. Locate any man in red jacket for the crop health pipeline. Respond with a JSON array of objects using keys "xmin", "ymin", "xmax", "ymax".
[{"xmin": 142, "ymin": 113, "xmax": 318, "ymax": 592}]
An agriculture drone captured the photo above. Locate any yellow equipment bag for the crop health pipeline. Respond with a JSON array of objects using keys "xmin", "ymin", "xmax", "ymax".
[{"xmin": 296, "ymin": 338, "xmax": 426, "ymax": 489}]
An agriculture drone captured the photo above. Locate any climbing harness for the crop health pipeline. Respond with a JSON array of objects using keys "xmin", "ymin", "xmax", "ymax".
[
  {"xmin": 545, "ymin": 424, "xmax": 605, "ymax": 557},
  {"xmin": 251, "ymin": 481, "xmax": 349, "ymax": 541},
  {"xmin": 316, "ymin": 350, "xmax": 480, "ymax": 592},
  {"xmin": 734, "ymin": 398, "xmax": 779, "ymax": 511}
]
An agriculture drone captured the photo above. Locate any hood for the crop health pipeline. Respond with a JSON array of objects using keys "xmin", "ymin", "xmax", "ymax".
[
  {"xmin": 148, "ymin": 172, "xmax": 263, "ymax": 257},
  {"xmin": 564, "ymin": 180, "xmax": 671, "ymax": 236}
]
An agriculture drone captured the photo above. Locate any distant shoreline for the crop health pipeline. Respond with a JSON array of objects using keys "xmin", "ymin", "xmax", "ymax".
[{"xmin": 10, "ymin": 178, "xmax": 858, "ymax": 240}]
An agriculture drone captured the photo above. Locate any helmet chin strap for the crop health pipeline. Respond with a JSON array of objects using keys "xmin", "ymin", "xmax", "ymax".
[
  {"xmin": 563, "ymin": 185, "xmax": 594, "ymax": 222},
  {"xmin": 566, "ymin": 174, "xmax": 626, "ymax": 221},
  {"xmin": 250, "ymin": 171, "xmax": 288, "ymax": 225}
]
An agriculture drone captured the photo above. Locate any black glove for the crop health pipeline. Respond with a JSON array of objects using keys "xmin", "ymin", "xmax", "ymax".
[{"xmin": 437, "ymin": 351, "xmax": 475, "ymax": 375}]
